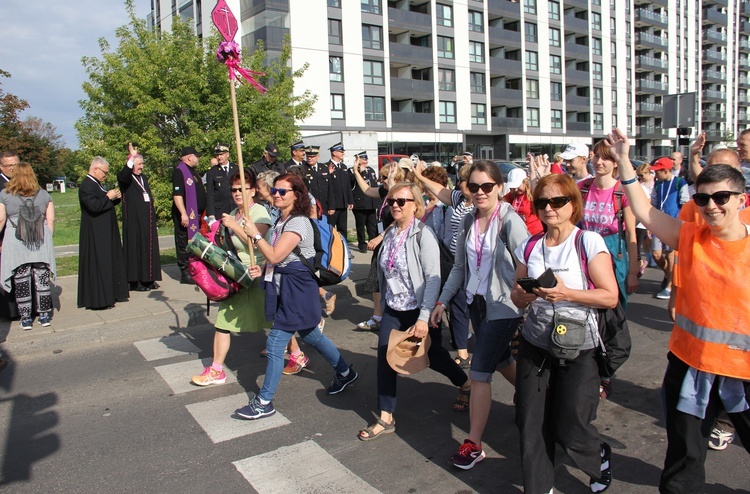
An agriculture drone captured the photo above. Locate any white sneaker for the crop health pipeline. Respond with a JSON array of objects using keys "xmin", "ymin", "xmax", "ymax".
[
  {"xmin": 318, "ymin": 318, "xmax": 325, "ymax": 333},
  {"xmin": 656, "ymin": 288, "xmax": 671, "ymax": 300},
  {"xmin": 708, "ymin": 427, "xmax": 734, "ymax": 450},
  {"xmin": 356, "ymin": 318, "xmax": 380, "ymax": 331}
]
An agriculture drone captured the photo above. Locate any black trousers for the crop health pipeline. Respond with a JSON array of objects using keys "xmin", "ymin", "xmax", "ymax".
[
  {"xmin": 327, "ymin": 209, "xmax": 348, "ymax": 234},
  {"xmin": 515, "ymin": 337, "xmax": 602, "ymax": 493},
  {"xmin": 173, "ymin": 214, "xmax": 189, "ymax": 273},
  {"xmin": 660, "ymin": 352, "xmax": 750, "ymax": 493},
  {"xmin": 352, "ymin": 209, "xmax": 377, "ymax": 247}
]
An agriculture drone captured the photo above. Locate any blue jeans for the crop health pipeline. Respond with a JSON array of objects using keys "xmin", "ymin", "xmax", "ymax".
[{"xmin": 259, "ymin": 327, "xmax": 349, "ymax": 402}]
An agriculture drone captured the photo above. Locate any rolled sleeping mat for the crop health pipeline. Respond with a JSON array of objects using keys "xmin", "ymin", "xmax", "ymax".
[{"xmin": 186, "ymin": 233, "xmax": 254, "ymax": 288}]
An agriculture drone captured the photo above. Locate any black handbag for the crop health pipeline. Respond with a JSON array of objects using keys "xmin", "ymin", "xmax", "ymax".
[{"xmin": 595, "ymin": 303, "xmax": 632, "ymax": 377}]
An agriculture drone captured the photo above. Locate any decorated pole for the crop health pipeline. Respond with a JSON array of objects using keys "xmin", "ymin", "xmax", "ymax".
[{"xmin": 212, "ymin": 0, "xmax": 267, "ymax": 265}]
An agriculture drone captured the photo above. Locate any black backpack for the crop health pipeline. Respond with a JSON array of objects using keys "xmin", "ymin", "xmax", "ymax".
[{"xmin": 10, "ymin": 190, "xmax": 45, "ymax": 250}]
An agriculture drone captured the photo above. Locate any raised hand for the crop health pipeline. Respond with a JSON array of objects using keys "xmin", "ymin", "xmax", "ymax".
[
  {"xmin": 605, "ymin": 128, "xmax": 630, "ymax": 163},
  {"xmin": 690, "ymin": 131, "xmax": 706, "ymax": 157}
]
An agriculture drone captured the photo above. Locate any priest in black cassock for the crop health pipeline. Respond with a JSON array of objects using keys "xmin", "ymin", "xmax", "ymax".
[
  {"xmin": 0, "ymin": 151, "xmax": 19, "ymax": 320},
  {"xmin": 77, "ymin": 157, "xmax": 129, "ymax": 310},
  {"xmin": 118, "ymin": 144, "xmax": 161, "ymax": 291}
]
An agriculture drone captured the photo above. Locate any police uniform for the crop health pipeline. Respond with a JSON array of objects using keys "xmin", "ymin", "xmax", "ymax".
[
  {"xmin": 283, "ymin": 140, "xmax": 306, "ymax": 172},
  {"xmin": 250, "ymin": 142, "xmax": 286, "ymax": 176},
  {"xmin": 326, "ymin": 142, "xmax": 353, "ymax": 232},
  {"xmin": 205, "ymin": 143, "xmax": 239, "ymax": 219},
  {"xmin": 302, "ymin": 145, "xmax": 332, "ymax": 212},
  {"xmin": 349, "ymin": 151, "xmax": 380, "ymax": 252}
]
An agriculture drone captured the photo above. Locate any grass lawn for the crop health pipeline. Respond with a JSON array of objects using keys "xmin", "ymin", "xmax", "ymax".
[{"xmin": 56, "ymin": 248, "xmax": 177, "ymax": 277}]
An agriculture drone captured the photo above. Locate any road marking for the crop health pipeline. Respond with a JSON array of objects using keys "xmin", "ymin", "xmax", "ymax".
[
  {"xmin": 185, "ymin": 393, "xmax": 290, "ymax": 443},
  {"xmin": 233, "ymin": 440, "xmax": 381, "ymax": 493},
  {"xmin": 133, "ymin": 334, "xmax": 200, "ymax": 361},
  {"xmin": 154, "ymin": 359, "xmax": 237, "ymax": 394}
]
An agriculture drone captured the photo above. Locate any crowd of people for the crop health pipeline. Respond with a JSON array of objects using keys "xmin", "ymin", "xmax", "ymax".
[{"xmin": 1, "ymin": 127, "xmax": 749, "ymax": 493}]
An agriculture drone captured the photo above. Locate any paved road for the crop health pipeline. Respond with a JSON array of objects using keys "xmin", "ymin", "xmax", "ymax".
[
  {"xmin": 0, "ymin": 259, "xmax": 747, "ymax": 493},
  {"xmin": 54, "ymin": 235, "xmax": 175, "ymax": 257}
]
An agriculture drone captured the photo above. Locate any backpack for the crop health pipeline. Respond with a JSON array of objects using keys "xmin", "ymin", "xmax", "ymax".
[
  {"xmin": 187, "ymin": 221, "xmax": 242, "ymax": 301},
  {"xmin": 11, "ymin": 190, "xmax": 45, "ymax": 250},
  {"xmin": 290, "ymin": 215, "xmax": 351, "ymax": 286}
]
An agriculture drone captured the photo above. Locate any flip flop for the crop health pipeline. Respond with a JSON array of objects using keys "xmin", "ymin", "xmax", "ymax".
[
  {"xmin": 358, "ymin": 417, "xmax": 396, "ymax": 441},
  {"xmin": 453, "ymin": 387, "xmax": 471, "ymax": 412}
]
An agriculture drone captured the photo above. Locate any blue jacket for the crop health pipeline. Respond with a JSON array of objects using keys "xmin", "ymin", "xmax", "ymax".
[{"xmin": 263, "ymin": 261, "xmax": 320, "ymax": 331}]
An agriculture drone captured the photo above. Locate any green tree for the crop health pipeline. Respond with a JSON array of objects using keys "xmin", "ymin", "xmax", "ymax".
[{"xmin": 77, "ymin": 0, "xmax": 316, "ymax": 224}]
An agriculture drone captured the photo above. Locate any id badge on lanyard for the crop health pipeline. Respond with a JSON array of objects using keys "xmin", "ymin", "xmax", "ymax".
[
  {"xmin": 385, "ymin": 270, "xmax": 405, "ymax": 294},
  {"xmin": 264, "ymin": 264, "xmax": 275, "ymax": 282}
]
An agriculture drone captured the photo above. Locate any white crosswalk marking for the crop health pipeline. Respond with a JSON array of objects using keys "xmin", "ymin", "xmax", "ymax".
[
  {"xmin": 155, "ymin": 359, "xmax": 237, "ymax": 394},
  {"xmin": 133, "ymin": 333, "xmax": 200, "ymax": 361},
  {"xmin": 233, "ymin": 440, "xmax": 381, "ymax": 494}
]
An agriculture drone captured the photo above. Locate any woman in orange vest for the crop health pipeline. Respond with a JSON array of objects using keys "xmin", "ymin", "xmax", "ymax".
[{"xmin": 605, "ymin": 128, "xmax": 750, "ymax": 493}]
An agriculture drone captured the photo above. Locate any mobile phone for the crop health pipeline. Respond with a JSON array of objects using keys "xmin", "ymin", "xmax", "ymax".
[
  {"xmin": 517, "ymin": 277, "xmax": 539, "ymax": 294},
  {"xmin": 536, "ymin": 268, "xmax": 558, "ymax": 289},
  {"xmin": 410, "ymin": 154, "xmax": 419, "ymax": 165}
]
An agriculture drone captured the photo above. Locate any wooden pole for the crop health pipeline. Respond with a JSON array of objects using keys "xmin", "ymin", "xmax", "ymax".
[{"xmin": 229, "ymin": 76, "xmax": 255, "ymax": 265}]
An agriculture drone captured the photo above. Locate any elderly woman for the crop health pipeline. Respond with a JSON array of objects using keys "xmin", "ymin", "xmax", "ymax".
[
  {"xmin": 511, "ymin": 173, "xmax": 618, "ymax": 493},
  {"xmin": 256, "ymin": 170, "xmax": 281, "ymax": 225},
  {"xmin": 358, "ymin": 182, "xmax": 470, "ymax": 441}
]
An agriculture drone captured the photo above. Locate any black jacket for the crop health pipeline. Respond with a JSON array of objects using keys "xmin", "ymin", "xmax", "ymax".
[
  {"xmin": 326, "ymin": 161, "xmax": 354, "ymax": 209},
  {"xmin": 250, "ymin": 157, "xmax": 286, "ymax": 176},
  {"xmin": 349, "ymin": 166, "xmax": 380, "ymax": 210},
  {"xmin": 303, "ymin": 163, "xmax": 333, "ymax": 212},
  {"xmin": 205, "ymin": 162, "xmax": 239, "ymax": 218}
]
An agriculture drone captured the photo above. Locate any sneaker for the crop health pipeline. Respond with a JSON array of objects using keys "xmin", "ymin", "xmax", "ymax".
[
  {"xmin": 318, "ymin": 318, "xmax": 326, "ymax": 333},
  {"xmin": 324, "ymin": 293, "xmax": 337, "ymax": 316},
  {"xmin": 235, "ymin": 396, "xmax": 276, "ymax": 420},
  {"xmin": 283, "ymin": 352, "xmax": 309, "ymax": 375},
  {"xmin": 38, "ymin": 314, "xmax": 52, "ymax": 327},
  {"xmin": 357, "ymin": 318, "xmax": 380, "ymax": 331},
  {"xmin": 450, "ymin": 439, "xmax": 486, "ymax": 470},
  {"xmin": 660, "ymin": 277, "xmax": 669, "ymax": 290},
  {"xmin": 708, "ymin": 427, "xmax": 734, "ymax": 450},
  {"xmin": 327, "ymin": 365, "xmax": 359, "ymax": 394},
  {"xmin": 590, "ymin": 442, "xmax": 612, "ymax": 493},
  {"xmin": 191, "ymin": 366, "xmax": 227, "ymax": 386},
  {"xmin": 656, "ymin": 288, "xmax": 671, "ymax": 300},
  {"xmin": 20, "ymin": 318, "xmax": 33, "ymax": 330}
]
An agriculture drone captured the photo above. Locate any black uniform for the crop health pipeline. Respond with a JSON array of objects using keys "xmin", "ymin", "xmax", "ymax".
[
  {"xmin": 303, "ymin": 163, "xmax": 332, "ymax": 212},
  {"xmin": 0, "ymin": 173, "xmax": 17, "ymax": 318},
  {"xmin": 326, "ymin": 160, "xmax": 354, "ymax": 232},
  {"xmin": 205, "ymin": 162, "xmax": 239, "ymax": 218},
  {"xmin": 250, "ymin": 157, "xmax": 286, "ymax": 176},
  {"xmin": 283, "ymin": 159, "xmax": 305, "ymax": 172},
  {"xmin": 349, "ymin": 166, "xmax": 380, "ymax": 251}
]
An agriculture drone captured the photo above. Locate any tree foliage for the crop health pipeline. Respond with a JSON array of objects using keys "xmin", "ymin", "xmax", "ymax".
[{"xmin": 76, "ymin": 0, "xmax": 316, "ymax": 224}]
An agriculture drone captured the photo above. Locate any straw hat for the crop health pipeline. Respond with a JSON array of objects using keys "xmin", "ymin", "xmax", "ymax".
[{"xmin": 386, "ymin": 328, "xmax": 431, "ymax": 375}]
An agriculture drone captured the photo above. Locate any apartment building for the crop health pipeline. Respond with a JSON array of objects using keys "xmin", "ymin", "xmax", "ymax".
[{"xmin": 148, "ymin": 0, "xmax": 749, "ymax": 162}]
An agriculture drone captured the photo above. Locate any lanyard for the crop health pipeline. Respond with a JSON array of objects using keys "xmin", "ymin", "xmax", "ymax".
[
  {"xmin": 512, "ymin": 194, "xmax": 524, "ymax": 212},
  {"xmin": 387, "ymin": 217, "xmax": 414, "ymax": 271},
  {"xmin": 133, "ymin": 175, "xmax": 147, "ymax": 193},
  {"xmin": 377, "ymin": 189, "xmax": 388, "ymax": 219},
  {"xmin": 87, "ymin": 174, "xmax": 106, "ymax": 192},
  {"xmin": 474, "ymin": 203, "xmax": 501, "ymax": 270},
  {"xmin": 659, "ymin": 177, "xmax": 675, "ymax": 211}
]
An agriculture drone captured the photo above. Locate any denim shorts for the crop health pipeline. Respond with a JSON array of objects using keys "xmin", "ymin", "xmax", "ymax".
[
  {"xmin": 468, "ymin": 295, "xmax": 522, "ymax": 383},
  {"xmin": 651, "ymin": 234, "xmax": 672, "ymax": 253}
]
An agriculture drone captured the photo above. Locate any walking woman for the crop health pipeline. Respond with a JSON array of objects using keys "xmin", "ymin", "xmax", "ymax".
[
  {"xmin": 511, "ymin": 173, "xmax": 618, "ymax": 493},
  {"xmin": 358, "ymin": 182, "xmax": 470, "ymax": 440},
  {"xmin": 430, "ymin": 161, "xmax": 529, "ymax": 469},
  {"xmin": 237, "ymin": 174, "xmax": 358, "ymax": 419},
  {"xmin": 0, "ymin": 162, "xmax": 56, "ymax": 329},
  {"xmin": 504, "ymin": 168, "xmax": 544, "ymax": 235}
]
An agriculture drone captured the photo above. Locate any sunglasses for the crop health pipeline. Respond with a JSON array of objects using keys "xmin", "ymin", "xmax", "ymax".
[
  {"xmin": 692, "ymin": 190, "xmax": 743, "ymax": 207},
  {"xmin": 230, "ymin": 187, "xmax": 252, "ymax": 193},
  {"xmin": 467, "ymin": 182, "xmax": 497, "ymax": 194},
  {"xmin": 533, "ymin": 196, "xmax": 572, "ymax": 210},
  {"xmin": 270, "ymin": 187, "xmax": 290, "ymax": 196},
  {"xmin": 386, "ymin": 197, "xmax": 415, "ymax": 207}
]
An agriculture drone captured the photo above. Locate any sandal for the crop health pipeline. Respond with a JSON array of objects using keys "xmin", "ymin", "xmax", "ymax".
[
  {"xmin": 599, "ymin": 378, "xmax": 612, "ymax": 400},
  {"xmin": 358, "ymin": 417, "xmax": 396, "ymax": 441},
  {"xmin": 454, "ymin": 355, "xmax": 471, "ymax": 369},
  {"xmin": 453, "ymin": 387, "xmax": 471, "ymax": 412}
]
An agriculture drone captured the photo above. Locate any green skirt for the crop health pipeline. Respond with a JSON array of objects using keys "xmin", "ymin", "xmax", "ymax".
[{"xmin": 215, "ymin": 278, "xmax": 271, "ymax": 332}]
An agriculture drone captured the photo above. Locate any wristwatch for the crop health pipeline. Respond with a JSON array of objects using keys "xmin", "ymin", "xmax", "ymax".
[{"xmin": 252, "ymin": 234, "xmax": 263, "ymax": 245}]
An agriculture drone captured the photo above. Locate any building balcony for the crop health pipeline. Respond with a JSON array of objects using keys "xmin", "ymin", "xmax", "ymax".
[
  {"xmin": 636, "ymin": 0, "xmax": 668, "ymax": 7},
  {"xmin": 636, "ymin": 55, "xmax": 668, "ymax": 73},
  {"xmin": 705, "ymin": 0, "xmax": 728, "ymax": 6},
  {"xmin": 390, "ymin": 111, "xmax": 435, "ymax": 129},
  {"xmin": 702, "ymin": 29, "xmax": 728, "ymax": 46},
  {"xmin": 702, "ymin": 109, "xmax": 726, "ymax": 122},
  {"xmin": 488, "ymin": 26, "xmax": 522, "ymax": 49},
  {"xmin": 489, "ymin": 57, "xmax": 523, "ymax": 76},
  {"xmin": 563, "ymin": 15, "xmax": 590, "ymax": 35},
  {"xmin": 743, "ymin": 22, "xmax": 750, "ymax": 35},
  {"xmin": 566, "ymin": 68, "xmax": 590, "ymax": 85},
  {"xmin": 567, "ymin": 121, "xmax": 590, "ymax": 132},
  {"xmin": 743, "ymin": 2, "xmax": 750, "ymax": 14},
  {"xmin": 490, "ymin": 86, "xmax": 523, "ymax": 106},
  {"xmin": 387, "ymin": 8, "xmax": 431, "ymax": 35},
  {"xmin": 739, "ymin": 76, "xmax": 750, "ymax": 88},
  {"xmin": 636, "ymin": 78, "xmax": 668, "ymax": 94},
  {"xmin": 740, "ymin": 39, "xmax": 750, "ymax": 53},
  {"xmin": 390, "ymin": 78, "xmax": 434, "ymax": 100},
  {"xmin": 702, "ymin": 8, "xmax": 728, "ymax": 25},
  {"xmin": 635, "ymin": 9, "xmax": 669, "ymax": 28},
  {"xmin": 487, "ymin": 0, "xmax": 521, "ymax": 20},
  {"xmin": 637, "ymin": 125, "xmax": 668, "ymax": 138},
  {"xmin": 566, "ymin": 95, "xmax": 590, "ymax": 110},
  {"xmin": 491, "ymin": 116, "xmax": 524, "ymax": 131},
  {"xmin": 739, "ymin": 58, "xmax": 750, "ymax": 69},
  {"xmin": 565, "ymin": 0, "xmax": 588, "ymax": 9},
  {"xmin": 703, "ymin": 69, "xmax": 726, "ymax": 83},
  {"xmin": 564, "ymin": 43, "xmax": 589, "ymax": 60},
  {"xmin": 738, "ymin": 111, "xmax": 750, "ymax": 124},
  {"xmin": 702, "ymin": 49, "xmax": 727, "ymax": 65},
  {"xmin": 740, "ymin": 94, "xmax": 749, "ymax": 104},
  {"xmin": 635, "ymin": 32, "xmax": 668, "ymax": 50},
  {"xmin": 704, "ymin": 129, "xmax": 724, "ymax": 140},
  {"xmin": 637, "ymin": 102, "xmax": 662, "ymax": 116},
  {"xmin": 389, "ymin": 43, "xmax": 433, "ymax": 68},
  {"xmin": 703, "ymin": 89, "xmax": 726, "ymax": 102}
]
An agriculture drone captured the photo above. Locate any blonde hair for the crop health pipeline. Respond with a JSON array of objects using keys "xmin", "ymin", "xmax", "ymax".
[
  {"xmin": 387, "ymin": 181, "xmax": 425, "ymax": 219},
  {"xmin": 457, "ymin": 164, "xmax": 473, "ymax": 182}
]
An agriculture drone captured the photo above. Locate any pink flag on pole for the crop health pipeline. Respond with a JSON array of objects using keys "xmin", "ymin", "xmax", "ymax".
[{"xmin": 212, "ymin": 0, "xmax": 238, "ymax": 42}]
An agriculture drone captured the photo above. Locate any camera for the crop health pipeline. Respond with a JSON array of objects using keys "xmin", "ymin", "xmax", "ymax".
[{"xmin": 410, "ymin": 154, "xmax": 419, "ymax": 166}]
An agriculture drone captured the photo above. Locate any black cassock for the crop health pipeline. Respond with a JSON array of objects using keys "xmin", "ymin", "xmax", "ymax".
[
  {"xmin": 77, "ymin": 175, "xmax": 129, "ymax": 309},
  {"xmin": 0, "ymin": 174, "xmax": 18, "ymax": 318},
  {"xmin": 117, "ymin": 166, "xmax": 161, "ymax": 285}
]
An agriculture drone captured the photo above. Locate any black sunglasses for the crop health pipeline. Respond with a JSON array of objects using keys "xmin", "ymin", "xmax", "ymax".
[
  {"xmin": 692, "ymin": 191, "xmax": 743, "ymax": 207},
  {"xmin": 467, "ymin": 182, "xmax": 498, "ymax": 194},
  {"xmin": 533, "ymin": 196, "xmax": 572, "ymax": 210},
  {"xmin": 270, "ymin": 187, "xmax": 290, "ymax": 196},
  {"xmin": 386, "ymin": 197, "xmax": 415, "ymax": 207},
  {"xmin": 230, "ymin": 186, "xmax": 251, "ymax": 193}
]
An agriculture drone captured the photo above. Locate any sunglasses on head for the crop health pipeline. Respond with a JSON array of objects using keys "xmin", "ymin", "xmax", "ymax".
[
  {"xmin": 692, "ymin": 190, "xmax": 743, "ymax": 207},
  {"xmin": 533, "ymin": 196, "xmax": 572, "ymax": 210},
  {"xmin": 270, "ymin": 187, "xmax": 290, "ymax": 196},
  {"xmin": 467, "ymin": 182, "xmax": 497, "ymax": 194},
  {"xmin": 230, "ymin": 186, "xmax": 251, "ymax": 193},
  {"xmin": 386, "ymin": 197, "xmax": 415, "ymax": 207}
]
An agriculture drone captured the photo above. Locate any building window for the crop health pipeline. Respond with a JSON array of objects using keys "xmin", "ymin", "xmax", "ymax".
[
  {"xmin": 438, "ymin": 68, "xmax": 455, "ymax": 91},
  {"xmin": 612, "ymin": 90, "xmax": 617, "ymax": 105},
  {"xmin": 414, "ymin": 101, "xmax": 432, "ymax": 113},
  {"xmin": 363, "ymin": 60, "xmax": 384, "ymax": 85},
  {"xmin": 524, "ymin": 0, "xmax": 537, "ymax": 15},
  {"xmin": 526, "ymin": 50, "xmax": 538, "ymax": 71},
  {"xmin": 549, "ymin": 28, "xmax": 560, "ymax": 47},
  {"xmin": 439, "ymin": 101, "xmax": 456, "ymax": 123},
  {"xmin": 328, "ymin": 0, "xmax": 340, "ymax": 6},
  {"xmin": 611, "ymin": 66, "xmax": 617, "ymax": 83},
  {"xmin": 437, "ymin": 36, "xmax": 454, "ymax": 59},
  {"xmin": 594, "ymin": 112, "xmax": 604, "ymax": 131},
  {"xmin": 592, "ymin": 12, "xmax": 601, "ymax": 31},
  {"xmin": 470, "ymin": 72, "xmax": 486, "ymax": 93},
  {"xmin": 612, "ymin": 114, "xmax": 618, "ymax": 128},
  {"xmin": 331, "ymin": 94, "xmax": 344, "ymax": 119},
  {"xmin": 436, "ymin": 4, "xmax": 453, "ymax": 27},
  {"xmin": 362, "ymin": 25, "xmax": 382, "ymax": 49},
  {"xmin": 361, "ymin": 0, "xmax": 381, "ymax": 14},
  {"xmin": 593, "ymin": 62, "xmax": 602, "ymax": 80},
  {"xmin": 364, "ymin": 96, "xmax": 385, "ymax": 121},
  {"xmin": 469, "ymin": 41, "xmax": 484, "ymax": 63},
  {"xmin": 593, "ymin": 87, "xmax": 603, "ymax": 105},
  {"xmin": 610, "ymin": 17, "xmax": 616, "ymax": 35},
  {"xmin": 526, "ymin": 78, "xmax": 539, "ymax": 99},
  {"xmin": 527, "ymin": 107, "xmax": 540, "ymax": 127},
  {"xmin": 329, "ymin": 56, "xmax": 343, "ymax": 82},
  {"xmin": 592, "ymin": 37, "xmax": 602, "ymax": 56},
  {"xmin": 328, "ymin": 19, "xmax": 342, "ymax": 45},
  {"xmin": 551, "ymin": 109, "xmax": 563, "ymax": 128},
  {"xmin": 471, "ymin": 103, "xmax": 486, "ymax": 124},
  {"xmin": 550, "ymin": 54, "xmax": 561, "ymax": 74},
  {"xmin": 548, "ymin": 1, "xmax": 560, "ymax": 20},
  {"xmin": 525, "ymin": 22, "xmax": 538, "ymax": 43},
  {"xmin": 468, "ymin": 11, "xmax": 483, "ymax": 32},
  {"xmin": 551, "ymin": 82, "xmax": 562, "ymax": 101}
]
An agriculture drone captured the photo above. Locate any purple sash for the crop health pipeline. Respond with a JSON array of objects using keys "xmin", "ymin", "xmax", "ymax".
[{"xmin": 176, "ymin": 161, "xmax": 200, "ymax": 239}]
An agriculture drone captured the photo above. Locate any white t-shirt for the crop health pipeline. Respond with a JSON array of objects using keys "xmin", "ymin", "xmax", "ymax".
[{"xmin": 272, "ymin": 215, "xmax": 315, "ymax": 267}]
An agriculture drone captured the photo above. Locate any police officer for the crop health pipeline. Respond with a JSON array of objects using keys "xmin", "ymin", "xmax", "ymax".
[
  {"xmin": 205, "ymin": 143, "xmax": 239, "ymax": 221},
  {"xmin": 349, "ymin": 151, "xmax": 380, "ymax": 253},
  {"xmin": 326, "ymin": 142, "xmax": 353, "ymax": 233},
  {"xmin": 284, "ymin": 141, "xmax": 306, "ymax": 170},
  {"xmin": 303, "ymin": 145, "xmax": 332, "ymax": 212},
  {"xmin": 250, "ymin": 142, "xmax": 286, "ymax": 176}
]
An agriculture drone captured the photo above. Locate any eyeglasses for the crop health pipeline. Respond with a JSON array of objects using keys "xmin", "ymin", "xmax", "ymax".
[
  {"xmin": 270, "ymin": 187, "xmax": 290, "ymax": 196},
  {"xmin": 97, "ymin": 167, "xmax": 109, "ymax": 175},
  {"xmin": 533, "ymin": 196, "xmax": 572, "ymax": 210},
  {"xmin": 467, "ymin": 182, "xmax": 497, "ymax": 194},
  {"xmin": 0, "ymin": 162, "xmax": 18, "ymax": 169},
  {"xmin": 386, "ymin": 197, "xmax": 415, "ymax": 207},
  {"xmin": 230, "ymin": 187, "xmax": 252, "ymax": 193},
  {"xmin": 692, "ymin": 191, "xmax": 743, "ymax": 207}
]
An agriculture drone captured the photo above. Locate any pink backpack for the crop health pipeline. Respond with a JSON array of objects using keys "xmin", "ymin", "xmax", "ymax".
[{"xmin": 187, "ymin": 222, "xmax": 242, "ymax": 302}]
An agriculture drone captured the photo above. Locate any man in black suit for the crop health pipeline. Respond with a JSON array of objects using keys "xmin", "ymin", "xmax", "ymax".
[
  {"xmin": 303, "ymin": 145, "xmax": 332, "ymax": 212},
  {"xmin": 0, "ymin": 151, "xmax": 19, "ymax": 371},
  {"xmin": 250, "ymin": 142, "xmax": 286, "ymax": 176},
  {"xmin": 349, "ymin": 152, "xmax": 380, "ymax": 253},
  {"xmin": 326, "ymin": 142, "xmax": 353, "ymax": 233},
  {"xmin": 205, "ymin": 143, "xmax": 239, "ymax": 221},
  {"xmin": 283, "ymin": 141, "xmax": 306, "ymax": 171}
]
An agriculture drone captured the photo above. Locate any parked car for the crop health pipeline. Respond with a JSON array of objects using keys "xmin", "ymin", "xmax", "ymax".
[
  {"xmin": 377, "ymin": 154, "xmax": 408, "ymax": 170},
  {"xmin": 491, "ymin": 160, "xmax": 523, "ymax": 195},
  {"xmin": 66, "ymin": 182, "xmax": 78, "ymax": 189}
]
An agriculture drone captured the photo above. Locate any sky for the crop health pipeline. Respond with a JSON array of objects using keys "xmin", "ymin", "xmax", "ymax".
[{"xmin": 0, "ymin": 0, "xmax": 152, "ymax": 149}]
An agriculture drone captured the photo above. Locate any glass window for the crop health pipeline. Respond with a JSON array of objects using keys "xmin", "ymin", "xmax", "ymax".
[
  {"xmin": 548, "ymin": 1, "xmax": 560, "ymax": 20},
  {"xmin": 331, "ymin": 94, "xmax": 344, "ymax": 119},
  {"xmin": 549, "ymin": 28, "xmax": 560, "ymax": 47},
  {"xmin": 550, "ymin": 54, "xmax": 561, "ymax": 74},
  {"xmin": 593, "ymin": 62, "xmax": 602, "ymax": 80},
  {"xmin": 468, "ymin": 11, "xmax": 483, "ymax": 32},
  {"xmin": 525, "ymin": 22, "xmax": 537, "ymax": 43},
  {"xmin": 611, "ymin": 66, "xmax": 617, "ymax": 83},
  {"xmin": 592, "ymin": 38, "xmax": 602, "ymax": 56},
  {"xmin": 328, "ymin": 0, "xmax": 340, "ymax": 6},
  {"xmin": 524, "ymin": 0, "xmax": 537, "ymax": 15},
  {"xmin": 526, "ymin": 50, "xmax": 538, "ymax": 71},
  {"xmin": 612, "ymin": 90, "xmax": 617, "ymax": 104},
  {"xmin": 551, "ymin": 82, "xmax": 562, "ymax": 101},
  {"xmin": 439, "ymin": 101, "xmax": 456, "ymax": 123},
  {"xmin": 551, "ymin": 109, "xmax": 563, "ymax": 128},
  {"xmin": 437, "ymin": 36, "xmax": 454, "ymax": 59},
  {"xmin": 594, "ymin": 112, "xmax": 604, "ymax": 131},
  {"xmin": 361, "ymin": 0, "xmax": 381, "ymax": 14},
  {"xmin": 593, "ymin": 87, "xmax": 603, "ymax": 105},
  {"xmin": 328, "ymin": 19, "xmax": 342, "ymax": 45},
  {"xmin": 329, "ymin": 56, "xmax": 343, "ymax": 82},
  {"xmin": 362, "ymin": 25, "xmax": 382, "ymax": 49},
  {"xmin": 610, "ymin": 17, "xmax": 616, "ymax": 35},
  {"xmin": 469, "ymin": 41, "xmax": 484, "ymax": 63},
  {"xmin": 527, "ymin": 107, "xmax": 540, "ymax": 127},
  {"xmin": 592, "ymin": 12, "xmax": 601, "ymax": 31},
  {"xmin": 526, "ymin": 78, "xmax": 539, "ymax": 99},
  {"xmin": 471, "ymin": 103, "xmax": 486, "ymax": 125},
  {"xmin": 470, "ymin": 72, "xmax": 486, "ymax": 93},
  {"xmin": 438, "ymin": 68, "xmax": 455, "ymax": 90},
  {"xmin": 436, "ymin": 4, "xmax": 453, "ymax": 27},
  {"xmin": 364, "ymin": 96, "xmax": 385, "ymax": 121},
  {"xmin": 363, "ymin": 60, "xmax": 384, "ymax": 85}
]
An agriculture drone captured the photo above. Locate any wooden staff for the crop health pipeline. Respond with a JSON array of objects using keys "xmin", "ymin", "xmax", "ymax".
[{"xmin": 228, "ymin": 78, "xmax": 254, "ymax": 265}]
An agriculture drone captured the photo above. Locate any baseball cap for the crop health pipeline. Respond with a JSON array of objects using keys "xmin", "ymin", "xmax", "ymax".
[
  {"xmin": 265, "ymin": 142, "xmax": 279, "ymax": 157},
  {"xmin": 650, "ymin": 157, "xmax": 675, "ymax": 172},
  {"xmin": 506, "ymin": 168, "xmax": 527, "ymax": 189},
  {"xmin": 560, "ymin": 143, "xmax": 589, "ymax": 161},
  {"xmin": 181, "ymin": 146, "xmax": 202, "ymax": 158}
]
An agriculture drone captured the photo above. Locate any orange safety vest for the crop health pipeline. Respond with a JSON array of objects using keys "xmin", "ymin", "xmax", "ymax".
[{"xmin": 671, "ymin": 222, "xmax": 750, "ymax": 380}]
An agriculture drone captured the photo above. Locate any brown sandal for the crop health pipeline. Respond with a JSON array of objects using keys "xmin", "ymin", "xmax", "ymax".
[
  {"xmin": 358, "ymin": 417, "xmax": 396, "ymax": 441},
  {"xmin": 452, "ymin": 387, "xmax": 471, "ymax": 412}
]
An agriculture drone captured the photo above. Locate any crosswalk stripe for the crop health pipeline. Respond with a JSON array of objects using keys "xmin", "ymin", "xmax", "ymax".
[
  {"xmin": 133, "ymin": 334, "xmax": 200, "ymax": 361},
  {"xmin": 233, "ymin": 440, "xmax": 381, "ymax": 493},
  {"xmin": 154, "ymin": 359, "xmax": 237, "ymax": 394}
]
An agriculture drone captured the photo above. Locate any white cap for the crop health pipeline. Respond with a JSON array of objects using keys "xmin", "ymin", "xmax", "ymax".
[
  {"xmin": 560, "ymin": 142, "xmax": 589, "ymax": 160},
  {"xmin": 506, "ymin": 168, "xmax": 527, "ymax": 189}
]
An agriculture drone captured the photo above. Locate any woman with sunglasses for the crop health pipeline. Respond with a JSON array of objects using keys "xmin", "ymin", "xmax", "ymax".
[
  {"xmin": 606, "ymin": 129, "xmax": 750, "ymax": 493},
  {"xmin": 236, "ymin": 174, "xmax": 358, "ymax": 420},
  {"xmin": 510, "ymin": 173, "xmax": 619, "ymax": 493},
  {"xmin": 429, "ymin": 161, "xmax": 530, "ymax": 470},
  {"xmin": 190, "ymin": 172, "xmax": 272, "ymax": 386},
  {"xmin": 358, "ymin": 182, "xmax": 470, "ymax": 440}
]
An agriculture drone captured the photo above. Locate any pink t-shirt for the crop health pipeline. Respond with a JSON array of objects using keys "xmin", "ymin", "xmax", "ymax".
[{"xmin": 579, "ymin": 182, "xmax": 630, "ymax": 237}]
